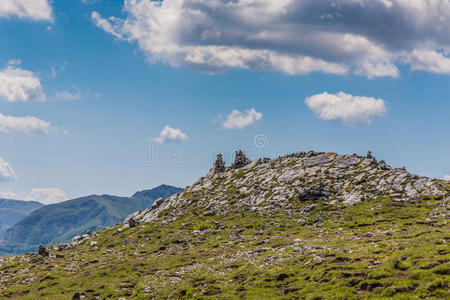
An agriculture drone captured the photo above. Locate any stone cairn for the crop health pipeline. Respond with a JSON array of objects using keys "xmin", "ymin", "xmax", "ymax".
[
  {"xmin": 38, "ymin": 244, "xmax": 49, "ymax": 256},
  {"xmin": 232, "ymin": 150, "xmax": 250, "ymax": 169},
  {"xmin": 214, "ymin": 153, "xmax": 226, "ymax": 172}
]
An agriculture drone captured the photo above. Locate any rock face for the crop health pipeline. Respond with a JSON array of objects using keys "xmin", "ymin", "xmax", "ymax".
[{"xmin": 127, "ymin": 151, "xmax": 447, "ymax": 225}]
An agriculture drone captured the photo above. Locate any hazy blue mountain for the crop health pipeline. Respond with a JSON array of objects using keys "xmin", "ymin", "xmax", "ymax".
[
  {"xmin": 0, "ymin": 185, "xmax": 181, "ymax": 256},
  {"xmin": 0, "ymin": 199, "xmax": 44, "ymax": 236}
]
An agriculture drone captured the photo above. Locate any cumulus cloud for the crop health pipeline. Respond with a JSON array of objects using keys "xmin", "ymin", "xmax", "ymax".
[
  {"xmin": 222, "ymin": 109, "xmax": 262, "ymax": 130},
  {"xmin": 444, "ymin": 175, "xmax": 450, "ymax": 181},
  {"xmin": 305, "ymin": 92, "xmax": 386, "ymax": 126},
  {"xmin": 0, "ymin": 0, "xmax": 52, "ymax": 21},
  {"xmin": 0, "ymin": 113, "xmax": 65, "ymax": 135},
  {"xmin": 153, "ymin": 125, "xmax": 188, "ymax": 144},
  {"xmin": 0, "ymin": 62, "xmax": 45, "ymax": 102},
  {"xmin": 92, "ymin": 0, "xmax": 450, "ymax": 77},
  {"xmin": 409, "ymin": 50, "xmax": 450, "ymax": 74},
  {"xmin": 0, "ymin": 156, "xmax": 17, "ymax": 182},
  {"xmin": 25, "ymin": 188, "xmax": 69, "ymax": 205},
  {"xmin": 0, "ymin": 191, "xmax": 19, "ymax": 199}
]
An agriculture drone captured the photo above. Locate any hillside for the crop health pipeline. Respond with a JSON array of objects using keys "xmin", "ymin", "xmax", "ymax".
[
  {"xmin": 0, "ymin": 151, "xmax": 448, "ymax": 299},
  {"xmin": 0, "ymin": 185, "xmax": 181, "ymax": 256},
  {"xmin": 0, "ymin": 199, "xmax": 44, "ymax": 236}
]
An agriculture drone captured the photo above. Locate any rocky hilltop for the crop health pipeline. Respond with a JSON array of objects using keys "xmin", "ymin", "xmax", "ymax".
[
  {"xmin": 127, "ymin": 151, "xmax": 446, "ymax": 225},
  {"xmin": 0, "ymin": 151, "xmax": 448, "ymax": 299}
]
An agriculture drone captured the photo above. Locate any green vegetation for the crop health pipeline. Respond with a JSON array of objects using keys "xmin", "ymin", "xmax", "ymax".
[{"xmin": 0, "ymin": 194, "xmax": 448, "ymax": 299}]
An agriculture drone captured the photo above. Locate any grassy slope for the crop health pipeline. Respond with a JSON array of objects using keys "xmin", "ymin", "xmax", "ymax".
[{"xmin": 0, "ymin": 194, "xmax": 448, "ymax": 299}]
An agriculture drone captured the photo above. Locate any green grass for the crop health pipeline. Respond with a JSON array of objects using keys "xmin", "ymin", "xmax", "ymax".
[{"xmin": 0, "ymin": 195, "xmax": 448, "ymax": 299}]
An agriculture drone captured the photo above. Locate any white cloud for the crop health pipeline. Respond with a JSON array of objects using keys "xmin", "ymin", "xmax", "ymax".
[
  {"xmin": 222, "ymin": 109, "xmax": 262, "ymax": 130},
  {"xmin": 444, "ymin": 175, "xmax": 450, "ymax": 181},
  {"xmin": 0, "ymin": 113, "xmax": 65, "ymax": 135},
  {"xmin": 305, "ymin": 92, "xmax": 386, "ymax": 126},
  {"xmin": 0, "ymin": 63, "xmax": 45, "ymax": 102},
  {"xmin": 409, "ymin": 50, "xmax": 450, "ymax": 74},
  {"xmin": 0, "ymin": 0, "xmax": 52, "ymax": 21},
  {"xmin": 0, "ymin": 156, "xmax": 17, "ymax": 182},
  {"xmin": 153, "ymin": 125, "xmax": 188, "ymax": 144},
  {"xmin": 92, "ymin": 0, "xmax": 450, "ymax": 77},
  {"xmin": 91, "ymin": 11, "xmax": 124, "ymax": 39},
  {"xmin": 0, "ymin": 191, "xmax": 19, "ymax": 199},
  {"xmin": 25, "ymin": 188, "xmax": 68, "ymax": 205},
  {"xmin": 53, "ymin": 88, "xmax": 101, "ymax": 101},
  {"xmin": 54, "ymin": 89, "xmax": 81, "ymax": 101}
]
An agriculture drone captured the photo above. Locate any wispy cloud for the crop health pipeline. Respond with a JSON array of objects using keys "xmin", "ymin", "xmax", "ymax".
[
  {"xmin": 0, "ymin": 190, "xmax": 18, "ymax": 199},
  {"xmin": 0, "ymin": 155, "xmax": 17, "ymax": 182},
  {"xmin": 54, "ymin": 89, "xmax": 81, "ymax": 101},
  {"xmin": 54, "ymin": 87, "xmax": 101, "ymax": 101}
]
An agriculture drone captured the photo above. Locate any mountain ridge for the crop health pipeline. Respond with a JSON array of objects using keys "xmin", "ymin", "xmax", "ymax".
[
  {"xmin": 0, "ymin": 185, "xmax": 182, "ymax": 256},
  {"xmin": 0, "ymin": 199, "xmax": 44, "ymax": 236}
]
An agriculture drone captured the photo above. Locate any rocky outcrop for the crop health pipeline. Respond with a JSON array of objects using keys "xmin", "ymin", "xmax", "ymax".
[
  {"xmin": 126, "ymin": 151, "xmax": 448, "ymax": 225},
  {"xmin": 52, "ymin": 230, "xmax": 95, "ymax": 252}
]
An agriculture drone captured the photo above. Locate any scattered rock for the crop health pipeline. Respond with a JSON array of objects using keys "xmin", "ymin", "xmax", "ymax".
[
  {"xmin": 203, "ymin": 210, "xmax": 215, "ymax": 216},
  {"xmin": 298, "ymin": 183, "xmax": 331, "ymax": 201}
]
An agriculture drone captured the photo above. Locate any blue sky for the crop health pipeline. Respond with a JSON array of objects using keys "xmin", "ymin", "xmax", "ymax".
[{"xmin": 0, "ymin": 0, "xmax": 449, "ymax": 203}]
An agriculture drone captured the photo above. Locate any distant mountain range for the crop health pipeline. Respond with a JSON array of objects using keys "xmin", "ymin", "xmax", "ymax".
[
  {"xmin": 0, "ymin": 184, "xmax": 182, "ymax": 256},
  {"xmin": 0, "ymin": 199, "xmax": 44, "ymax": 236}
]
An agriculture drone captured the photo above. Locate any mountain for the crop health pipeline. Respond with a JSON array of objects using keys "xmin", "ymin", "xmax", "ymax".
[
  {"xmin": 0, "ymin": 151, "xmax": 448, "ymax": 299},
  {"xmin": 0, "ymin": 185, "xmax": 181, "ymax": 256},
  {"xmin": 0, "ymin": 199, "xmax": 44, "ymax": 236},
  {"xmin": 132, "ymin": 184, "xmax": 182, "ymax": 200}
]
